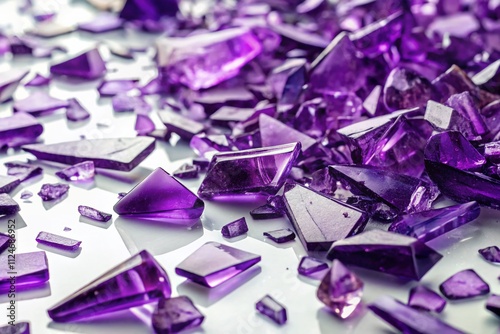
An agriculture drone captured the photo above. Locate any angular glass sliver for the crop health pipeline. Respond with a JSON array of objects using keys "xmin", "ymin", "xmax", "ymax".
[
  {"xmin": 256, "ymin": 295, "xmax": 287, "ymax": 325},
  {"xmin": 36, "ymin": 232, "xmax": 81, "ymax": 251}
]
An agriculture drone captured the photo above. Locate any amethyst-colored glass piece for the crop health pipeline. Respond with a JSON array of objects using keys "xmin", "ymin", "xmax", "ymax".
[
  {"xmin": 38, "ymin": 183, "xmax": 69, "ymax": 201},
  {"xmin": 388, "ymin": 202, "xmax": 481, "ymax": 243},
  {"xmin": 97, "ymin": 80, "xmax": 137, "ymax": 97},
  {"xmin": 317, "ymin": 260, "xmax": 363, "ymax": 319},
  {"xmin": 0, "ymin": 176, "xmax": 20, "ymax": 194},
  {"xmin": 221, "ymin": 217, "xmax": 248, "ymax": 238},
  {"xmin": 78, "ymin": 205, "xmax": 112, "ymax": 222},
  {"xmin": 439, "ymin": 269, "xmax": 490, "ymax": 300},
  {"xmin": 484, "ymin": 142, "xmax": 500, "ymax": 163},
  {"xmin": 192, "ymin": 157, "xmax": 209, "ymax": 171},
  {"xmin": 158, "ymin": 111, "xmax": 205, "ymax": 141},
  {"xmin": 0, "ymin": 113, "xmax": 43, "ymax": 148},
  {"xmin": 0, "ymin": 321, "xmax": 29, "ymax": 333},
  {"xmin": 263, "ymin": 228, "xmax": 296, "ymax": 244},
  {"xmin": 0, "ymin": 251, "xmax": 49, "ymax": 290},
  {"xmin": 112, "ymin": 93, "xmax": 150, "ymax": 113},
  {"xmin": 486, "ymin": 295, "xmax": 500, "ymax": 317},
  {"xmin": 327, "ymin": 229, "xmax": 443, "ymax": 281},
  {"xmin": 36, "ymin": 231, "xmax": 81, "ymax": 251},
  {"xmin": 0, "ymin": 69, "xmax": 28, "ymax": 102},
  {"xmin": 0, "ymin": 194, "xmax": 20, "ymax": 216},
  {"xmin": 78, "ymin": 13, "xmax": 123, "ymax": 33},
  {"xmin": 139, "ymin": 77, "xmax": 161, "ymax": 95},
  {"xmin": 5, "ymin": 161, "xmax": 43, "ymax": 182},
  {"xmin": 445, "ymin": 92, "xmax": 488, "ymax": 137},
  {"xmin": 152, "ymin": 296, "xmax": 204, "ymax": 334},
  {"xmin": 369, "ymin": 296, "xmax": 464, "ymax": 334},
  {"xmin": 21, "ymin": 190, "xmax": 33, "ymax": 200},
  {"xmin": 0, "ymin": 233, "xmax": 9, "ymax": 254},
  {"xmin": 259, "ymin": 114, "xmax": 316, "ymax": 152},
  {"xmin": 56, "ymin": 161, "xmax": 95, "ymax": 182},
  {"xmin": 472, "ymin": 59, "xmax": 500, "ymax": 93},
  {"xmin": 173, "ymin": 164, "xmax": 199, "ymax": 180},
  {"xmin": 190, "ymin": 134, "xmax": 232, "ymax": 159},
  {"xmin": 13, "ymin": 91, "xmax": 69, "ymax": 117},
  {"xmin": 250, "ymin": 204, "xmax": 283, "ymax": 220},
  {"xmin": 48, "ymin": 250, "xmax": 171, "ymax": 322},
  {"xmin": 119, "ymin": 0, "xmax": 178, "ymax": 22},
  {"xmin": 23, "ymin": 137, "xmax": 155, "ymax": 171},
  {"xmin": 50, "ymin": 48, "xmax": 106, "ymax": 80},
  {"xmin": 175, "ymin": 242, "xmax": 261, "ymax": 288},
  {"xmin": 298, "ymin": 256, "xmax": 328, "ymax": 277},
  {"xmin": 426, "ymin": 100, "xmax": 478, "ymax": 139},
  {"xmin": 157, "ymin": 28, "xmax": 262, "ymax": 90},
  {"xmin": 209, "ymin": 106, "xmax": 254, "ymax": 127},
  {"xmin": 268, "ymin": 58, "xmax": 306, "ymax": 107},
  {"xmin": 283, "ymin": 182, "xmax": 368, "ymax": 251},
  {"xmin": 408, "ymin": 285, "xmax": 446, "ymax": 313},
  {"xmin": 25, "ymin": 73, "xmax": 50, "ymax": 87},
  {"xmin": 198, "ymin": 143, "xmax": 300, "ymax": 200},
  {"xmin": 478, "ymin": 246, "xmax": 500, "ymax": 264},
  {"xmin": 114, "ymin": 167, "xmax": 204, "ymax": 220},
  {"xmin": 65, "ymin": 98, "xmax": 90, "ymax": 122},
  {"xmin": 255, "ymin": 295, "xmax": 287, "ymax": 325},
  {"xmin": 135, "ymin": 114, "xmax": 155, "ymax": 136}
]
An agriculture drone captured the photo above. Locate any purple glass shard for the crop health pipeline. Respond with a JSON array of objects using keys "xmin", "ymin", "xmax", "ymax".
[
  {"xmin": 478, "ymin": 246, "xmax": 500, "ymax": 264},
  {"xmin": 158, "ymin": 111, "xmax": 205, "ymax": 141},
  {"xmin": 0, "ymin": 251, "xmax": 49, "ymax": 290},
  {"xmin": 0, "ymin": 176, "xmax": 20, "ymax": 194},
  {"xmin": 472, "ymin": 59, "xmax": 500, "ymax": 93},
  {"xmin": 114, "ymin": 167, "xmax": 204, "ymax": 220},
  {"xmin": 112, "ymin": 93, "xmax": 150, "ymax": 113},
  {"xmin": 78, "ymin": 13, "xmax": 123, "ymax": 33},
  {"xmin": 48, "ymin": 250, "xmax": 171, "ymax": 322},
  {"xmin": 317, "ymin": 260, "xmax": 363, "ymax": 319},
  {"xmin": 221, "ymin": 217, "xmax": 248, "ymax": 238},
  {"xmin": 190, "ymin": 134, "xmax": 232, "ymax": 159},
  {"xmin": 25, "ymin": 73, "xmax": 50, "ymax": 87},
  {"xmin": 0, "ymin": 194, "xmax": 20, "ymax": 216},
  {"xmin": 0, "ymin": 69, "xmax": 28, "ymax": 102},
  {"xmin": 259, "ymin": 114, "xmax": 316, "ymax": 152},
  {"xmin": 388, "ymin": 202, "xmax": 481, "ymax": 243},
  {"xmin": 268, "ymin": 58, "xmax": 306, "ymax": 107},
  {"xmin": 209, "ymin": 106, "xmax": 255, "ymax": 127},
  {"xmin": 440, "ymin": 269, "xmax": 490, "ymax": 300},
  {"xmin": 486, "ymin": 295, "xmax": 500, "ymax": 317},
  {"xmin": 23, "ymin": 137, "xmax": 155, "ymax": 171},
  {"xmin": 63, "ymin": 227, "xmax": 71, "ymax": 232},
  {"xmin": 50, "ymin": 48, "xmax": 106, "ymax": 80},
  {"xmin": 0, "ymin": 321, "xmax": 29, "ymax": 333},
  {"xmin": 369, "ymin": 296, "xmax": 464, "ymax": 334},
  {"xmin": 135, "ymin": 114, "xmax": 155, "ymax": 136},
  {"xmin": 445, "ymin": 92, "xmax": 488, "ymax": 136},
  {"xmin": 263, "ymin": 228, "xmax": 296, "ymax": 244},
  {"xmin": 256, "ymin": 295, "xmax": 287, "ymax": 325},
  {"xmin": 283, "ymin": 182, "xmax": 368, "ymax": 251},
  {"xmin": 78, "ymin": 205, "xmax": 112, "ymax": 222},
  {"xmin": 0, "ymin": 113, "xmax": 43, "ymax": 148},
  {"xmin": 298, "ymin": 256, "xmax": 328, "ymax": 277},
  {"xmin": 65, "ymin": 98, "xmax": 90, "ymax": 122},
  {"xmin": 21, "ymin": 190, "xmax": 33, "ymax": 200},
  {"xmin": 408, "ymin": 285, "xmax": 446, "ymax": 313},
  {"xmin": 192, "ymin": 158, "xmax": 209, "ymax": 171},
  {"xmin": 13, "ymin": 91, "xmax": 69, "ymax": 117},
  {"xmin": 484, "ymin": 142, "xmax": 500, "ymax": 163},
  {"xmin": 157, "ymin": 28, "xmax": 261, "ymax": 90},
  {"xmin": 425, "ymin": 160, "xmax": 500, "ymax": 210},
  {"xmin": 56, "ymin": 161, "xmax": 95, "ymax": 182},
  {"xmin": 38, "ymin": 183, "xmax": 69, "ymax": 201},
  {"xmin": 424, "ymin": 102, "xmax": 476, "ymax": 141},
  {"xmin": 97, "ymin": 80, "xmax": 137, "ymax": 97},
  {"xmin": 250, "ymin": 204, "xmax": 283, "ymax": 220},
  {"xmin": 173, "ymin": 164, "xmax": 199, "ymax": 180},
  {"xmin": 0, "ymin": 233, "xmax": 9, "ymax": 254},
  {"xmin": 139, "ymin": 77, "xmax": 161, "ymax": 95},
  {"xmin": 152, "ymin": 296, "xmax": 204, "ymax": 334},
  {"xmin": 327, "ymin": 230, "xmax": 443, "ymax": 281},
  {"xmin": 198, "ymin": 143, "xmax": 300, "ymax": 200},
  {"xmin": 175, "ymin": 242, "xmax": 261, "ymax": 288},
  {"xmin": 28, "ymin": 21, "xmax": 75, "ymax": 38},
  {"xmin": 119, "ymin": 0, "xmax": 178, "ymax": 22},
  {"xmin": 36, "ymin": 231, "xmax": 81, "ymax": 251},
  {"xmin": 5, "ymin": 161, "xmax": 43, "ymax": 182}
]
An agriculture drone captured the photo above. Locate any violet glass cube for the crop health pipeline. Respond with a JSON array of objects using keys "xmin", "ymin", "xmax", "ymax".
[
  {"xmin": 0, "ymin": 251, "xmax": 49, "ymax": 291},
  {"xmin": 255, "ymin": 295, "xmax": 287, "ymax": 325},
  {"xmin": 36, "ymin": 232, "xmax": 81, "ymax": 251}
]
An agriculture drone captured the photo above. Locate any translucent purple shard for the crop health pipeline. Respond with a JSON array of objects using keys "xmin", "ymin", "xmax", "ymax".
[
  {"xmin": 158, "ymin": 111, "xmax": 205, "ymax": 141},
  {"xmin": 78, "ymin": 205, "xmax": 112, "ymax": 222},
  {"xmin": 23, "ymin": 137, "xmax": 155, "ymax": 171},
  {"xmin": 5, "ymin": 161, "xmax": 42, "ymax": 182},
  {"xmin": 263, "ymin": 228, "xmax": 296, "ymax": 244},
  {"xmin": 369, "ymin": 296, "xmax": 464, "ymax": 334},
  {"xmin": 0, "ymin": 113, "xmax": 43, "ymax": 148},
  {"xmin": 250, "ymin": 204, "xmax": 283, "ymax": 220},
  {"xmin": 445, "ymin": 92, "xmax": 488, "ymax": 137},
  {"xmin": 317, "ymin": 260, "xmax": 363, "ymax": 319},
  {"xmin": 156, "ymin": 28, "xmax": 262, "ymax": 90},
  {"xmin": 0, "ymin": 194, "xmax": 20, "ymax": 216},
  {"xmin": 439, "ymin": 269, "xmax": 490, "ymax": 300},
  {"xmin": 97, "ymin": 80, "xmax": 137, "ymax": 97},
  {"xmin": 0, "ymin": 176, "xmax": 20, "ymax": 194},
  {"xmin": 48, "ymin": 250, "xmax": 171, "ymax": 322},
  {"xmin": 21, "ymin": 190, "xmax": 33, "ymax": 200},
  {"xmin": 114, "ymin": 167, "xmax": 204, "ymax": 220},
  {"xmin": 327, "ymin": 230, "xmax": 443, "ymax": 281},
  {"xmin": 119, "ymin": 0, "xmax": 178, "ymax": 22},
  {"xmin": 283, "ymin": 182, "xmax": 368, "ymax": 251},
  {"xmin": 56, "ymin": 161, "xmax": 95, "ymax": 182},
  {"xmin": 424, "ymin": 101, "xmax": 476, "ymax": 140},
  {"xmin": 0, "ymin": 321, "xmax": 30, "ymax": 333},
  {"xmin": 135, "ymin": 114, "xmax": 155, "ymax": 136},
  {"xmin": 0, "ymin": 251, "xmax": 49, "ymax": 290},
  {"xmin": 221, "ymin": 217, "xmax": 248, "ymax": 238},
  {"xmin": 38, "ymin": 183, "xmax": 69, "ymax": 201},
  {"xmin": 0, "ymin": 69, "xmax": 27, "ymax": 103},
  {"xmin": 190, "ymin": 134, "xmax": 232, "ymax": 159},
  {"xmin": 255, "ymin": 295, "xmax": 287, "ymax": 325},
  {"xmin": 478, "ymin": 246, "xmax": 500, "ymax": 264},
  {"xmin": 173, "ymin": 164, "xmax": 199, "ymax": 180},
  {"xmin": 486, "ymin": 295, "xmax": 500, "ymax": 317},
  {"xmin": 388, "ymin": 202, "xmax": 481, "ymax": 243},
  {"xmin": 50, "ymin": 48, "xmax": 106, "ymax": 80},
  {"xmin": 472, "ymin": 59, "xmax": 500, "ymax": 93},
  {"xmin": 112, "ymin": 93, "xmax": 151, "ymax": 113},
  {"xmin": 259, "ymin": 114, "xmax": 316, "ymax": 152},
  {"xmin": 65, "ymin": 98, "xmax": 90, "ymax": 122},
  {"xmin": 78, "ymin": 13, "xmax": 123, "ymax": 33},
  {"xmin": 175, "ymin": 242, "xmax": 261, "ymax": 288},
  {"xmin": 152, "ymin": 296, "xmax": 204, "ymax": 334},
  {"xmin": 484, "ymin": 142, "xmax": 500, "ymax": 164},
  {"xmin": 298, "ymin": 256, "xmax": 328, "ymax": 277},
  {"xmin": 13, "ymin": 91, "xmax": 69, "ymax": 117},
  {"xmin": 408, "ymin": 285, "xmax": 446, "ymax": 313},
  {"xmin": 198, "ymin": 143, "xmax": 300, "ymax": 200},
  {"xmin": 36, "ymin": 231, "xmax": 81, "ymax": 251}
]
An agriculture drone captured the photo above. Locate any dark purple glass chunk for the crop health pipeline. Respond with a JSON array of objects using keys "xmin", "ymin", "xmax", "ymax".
[
  {"xmin": 78, "ymin": 205, "xmax": 112, "ymax": 222},
  {"xmin": 37, "ymin": 183, "xmax": 69, "ymax": 201},
  {"xmin": 56, "ymin": 161, "xmax": 95, "ymax": 182},
  {"xmin": 263, "ymin": 228, "xmax": 296, "ymax": 244},
  {"xmin": 173, "ymin": 164, "xmax": 199, "ymax": 180},
  {"xmin": 175, "ymin": 242, "xmax": 261, "ymax": 288},
  {"xmin": 0, "ymin": 69, "xmax": 28, "ymax": 102},
  {"xmin": 0, "ymin": 194, "xmax": 20, "ymax": 216},
  {"xmin": 36, "ymin": 231, "xmax": 81, "ymax": 251},
  {"xmin": 408, "ymin": 285, "xmax": 446, "ymax": 313},
  {"xmin": 484, "ymin": 142, "xmax": 500, "ymax": 164},
  {"xmin": 152, "ymin": 296, "xmax": 204, "ymax": 334},
  {"xmin": 472, "ymin": 59, "xmax": 500, "ymax": 94},
  {"xmin": 48, "ymin": 250, "xmax": 171, "ymax": 322},
  {"xmin": 478, "ymin": 246, "xmax": 500, "ymax": 264},
  {"xmin": 0, "ymin": 176, "xmax": 20, "ymax": 194},
  {"xmin": 0, "ymin": 321, "xmax": 30, "ymax": 333},
  {"xmin": 255, "ymin": 295, "xmax": 287, "ymax": 325},
  {"xmin": 0, "ymin": 113, "xmax": 43, "ymax": 148},
  {"xmin": 50, "ymin": 48, "xmax": 106, "ymax": 80},
  {"xmin": 0, "ymin": 233, "xmax": 10, "ymax": 254},
  {"xmin": 13, "ymin": 91, "xmax": 69, "ymax": 117},
  {"xmin": 486, "ymin": 294, "xmax": 500, "ymax": 317},
  {"xmin": 78, "ymin": 13, "xmax": 123, "ymax": 33},
  {"xmin": 0, "ymin": 251, "xmax": 49, "ymax": 291},
  {"xmin": 439, "ymin": 269, "xmax": 490, "ymax": 300},
  {"xmin": 298, "ymin": 256, "xmax": 328, "ymax": 277},
  {"xmin": 119, "ymin": 0, "xmax": 178, "ymax": 22},
  {"xmin": 250, "ymin": 204, "xmax": 284, "ymax": 220},
  {"xmin": 5, "ymin": 161, "xmax": 42, "ymax": 182},
  {"xmin": 65, "ymin": 98, "xmax": 90, "ymax": 122},
  {"xmin": 221, "ymin": 217, "xmax": 248, "ymax": 238}
]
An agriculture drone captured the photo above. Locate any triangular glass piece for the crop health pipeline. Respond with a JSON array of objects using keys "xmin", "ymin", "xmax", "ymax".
[
  {"xmin": 47, "ymin": 250, "xmax": 171, "ymax": 322},
  {"xmin": 22, "ymin": 137, "xmax": 155, "ymax": 171},
  {"xmin": 66, "ymin": 98, "xmax": 90, "ymax": 122},
  {"xmin": 283, "ymin": 182, "xmax": 368, "ymax": 251},
  {"xmin": 113, "ymin": 167, "xmax": 204, "ymax": 220},
  {"xmin": 13, "ymin": 91, "xmax": 69, "ymax": 117},
  {"xmin": 50, "ymin": 48, "xmax": 106, "ymax": 80},
  {"xmin": 175, "ymin": 242, "xmax": 261, "ymax": 288},
  {"xmin": 0, "ymin": 113, "xmax": 44, "ymax": 148},
  {"xmin": 0, "ymin": 175, "xmax": 21, "ymax": 194},
  {"xmin": 0, "ymin": 69, "xmax": 28, "ymax": 102},
  {"xmin": 259, "ymin": 114, "xmax": 316, "ymax": 151}
]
